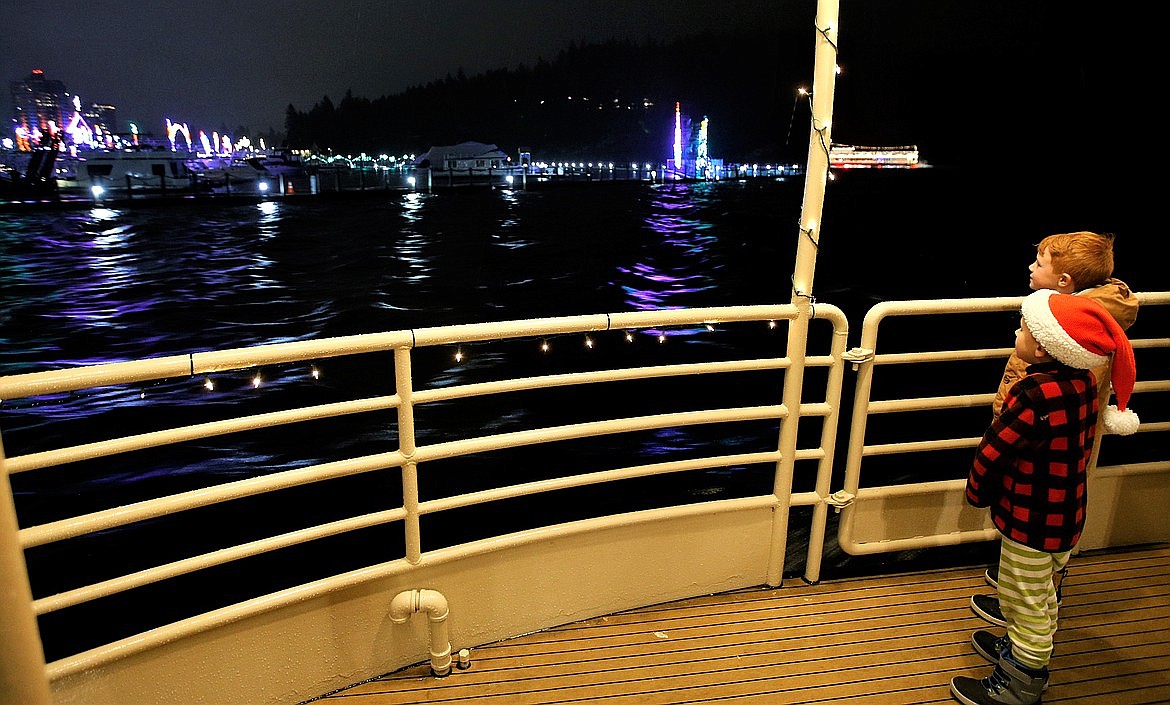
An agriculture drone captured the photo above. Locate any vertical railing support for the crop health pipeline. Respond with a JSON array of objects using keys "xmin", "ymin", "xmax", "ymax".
[
  {"xmin": 0, "ymin": 437, "xmax": 54, "ymax": 705},
  {"xmin": 394, "ymin": 346, "xmax": 423, "ymax": 564}
]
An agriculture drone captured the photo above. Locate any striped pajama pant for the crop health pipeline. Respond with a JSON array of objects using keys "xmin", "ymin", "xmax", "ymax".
[{"xmin": 997, "ymin": 535, "xmax": 1071, "ymax": 670}]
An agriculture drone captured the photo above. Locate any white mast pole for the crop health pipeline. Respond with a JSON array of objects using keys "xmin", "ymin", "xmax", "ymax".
[
  {"xmin": 768, "ymin": 0, "xmax": 840, "ymax": 586},
  {"xmin": 793, "ymin": 1, "xmax": 839, "ymax": 301}
]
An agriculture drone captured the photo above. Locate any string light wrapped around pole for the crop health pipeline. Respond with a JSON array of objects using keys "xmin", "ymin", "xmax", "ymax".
[{"xmin": 769, "ymin": 0, "xmax": 841, "ymax": 588}]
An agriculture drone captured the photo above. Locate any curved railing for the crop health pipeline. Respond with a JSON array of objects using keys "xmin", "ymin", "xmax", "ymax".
[
  {"xmin": 1, "ymin": 295, "xmax": 1166, "ymax": 705},
  {"xmin": 1, "ymin": 303, "xmax": 850, "ymax": 704}
]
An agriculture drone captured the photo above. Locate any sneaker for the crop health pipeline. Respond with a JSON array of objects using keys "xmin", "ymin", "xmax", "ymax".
[
  {"xmin": 951, "ymin": 653, "xmax": 1047, "ymax": 705},
  {"xmin": 983, "ymin": 567, "xmax": 1065, "ymax": 604},
  {"xmin": 970, "ymin": 631, "xmax": 1053, "ymax": 691},
  {"xmin": 971, "ymin": 594, "xmax": 1007, "ymax": 627},
  {"xmin": 972, "ymin": 629, "xmax": 1009, "ymax": 664}
]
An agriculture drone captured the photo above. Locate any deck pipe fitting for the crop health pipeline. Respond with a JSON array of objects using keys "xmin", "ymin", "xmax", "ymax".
[{"xmin": 389, "ymin": 589, "xmax": 453, "ymax": 677}]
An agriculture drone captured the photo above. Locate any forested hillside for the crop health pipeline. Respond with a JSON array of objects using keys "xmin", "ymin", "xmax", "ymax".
[
  {"xmin": 284, "ymin": 31, "xmax": 809, "ymax": 163},
  {"xmin": 282, "ymin": 10, "xmax": 1118, "ymax": 171}
]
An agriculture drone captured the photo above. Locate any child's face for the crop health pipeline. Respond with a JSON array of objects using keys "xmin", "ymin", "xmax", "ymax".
[
  {"xmin": 1014, "ymin": 318, "xmax": 1047, "ymax": 364},
  {"xmin": 1029, "ymin": 247, "xmax": 1071, "ymax": 292}
]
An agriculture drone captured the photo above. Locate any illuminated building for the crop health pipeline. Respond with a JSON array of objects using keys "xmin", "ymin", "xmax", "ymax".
[
  {"xmin": 83, "ymin": 102, "xmax": 118, "ymax": 142},
  {"xmin": 9, "ymin": 69, "xmax": 69, "ymax": 148},
  {"xmin": 8, "ymin": 69, "xmax": 121, "ymax": 150}
]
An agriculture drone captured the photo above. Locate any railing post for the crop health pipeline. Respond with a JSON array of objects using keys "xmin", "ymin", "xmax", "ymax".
[
  {"xmin": 0, "ymin": 439, "xmax": 54, "ymax": 705},
  {"xmin": 394, "ymin": 346, "xmax": 423, "ymax": 563}
]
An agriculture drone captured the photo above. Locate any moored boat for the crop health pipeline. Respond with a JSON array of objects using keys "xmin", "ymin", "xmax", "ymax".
[
  {"xmin": 55, "ymin": 148, "xmax": 199, "ymax": 195},
  {"xmin": 184, "ymin": 154, "xmax": 273, "ymax": 188},
  {"xmin": 829, "ymin": 143, "xmax": 923, "ymax": 168}
]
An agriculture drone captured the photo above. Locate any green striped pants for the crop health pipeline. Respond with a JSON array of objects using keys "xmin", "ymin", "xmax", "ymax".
[{"xmin": 998, "ymin": 535, "xmax": 1071, "ymax": 670}]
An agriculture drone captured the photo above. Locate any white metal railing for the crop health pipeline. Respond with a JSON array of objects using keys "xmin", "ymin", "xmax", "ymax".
[
  {"xmin": 837, "ymin": 291, "xmax": 1170, "ymax": 555},
  {"xmin": 0, "ymin": 303, "xmax": 848, "ymax": 690},
  {"xmin": 2, "ymin": 294, "xmax": 1166, "ymax": 703}
]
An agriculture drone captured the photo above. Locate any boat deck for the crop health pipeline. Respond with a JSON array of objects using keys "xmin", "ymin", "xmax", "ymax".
[{"xmin": 314, "ymin": 543, "xmax": 1170, "ymax": 704}]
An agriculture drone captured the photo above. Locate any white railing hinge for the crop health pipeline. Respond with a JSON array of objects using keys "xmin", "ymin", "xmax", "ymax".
[
  {"xmin": 842, "ymin": 347, "xmax": 874, "ymax": 370},
  {"xmin": 825, "ymin": 490, "xmax": 855, "ymax": 513}
]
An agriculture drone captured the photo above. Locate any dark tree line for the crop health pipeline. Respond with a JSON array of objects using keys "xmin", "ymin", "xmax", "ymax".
[
  {"xmin": 283, "ymin": 31, "xmax": 811, "ymax": 164},
  {"xmin": 280, "ymin": 7, "xmax": 1119, "ymax": 171}
]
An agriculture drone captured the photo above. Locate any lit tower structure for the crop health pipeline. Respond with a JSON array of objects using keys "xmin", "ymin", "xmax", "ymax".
[
  {"xmin": 672, "ymin": 102, "xmax": 683, "ymax": 172},
  {"xmin": 696, "ymin": 116, "xmax": 710, "ymax": 178},
  {"xmin": 668, "ymin": 102, "xmax": 722, "ymax": 180}
]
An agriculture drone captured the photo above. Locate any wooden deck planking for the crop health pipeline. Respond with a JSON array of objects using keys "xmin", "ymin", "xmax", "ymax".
[{"xmin": 313, "ymin": 544, "xmax": 1170, "ymax": 704}]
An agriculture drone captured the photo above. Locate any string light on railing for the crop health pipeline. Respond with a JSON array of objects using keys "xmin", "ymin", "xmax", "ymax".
[
  {"xmin": 768, "ymin": 320, "xmax": 777, "ymax": 329},
  {"xmin": 310, "ymin": 365, "xmax": 320, "ymax": 380},
  {"xmin": 203, "ymin": 377, "xmax": 216, "ymax": 391},
  {"xmin": 431, "ymin": 320, "xmax": 748, "ymax": 365},
  {"xmin": 251, "ymin": 371, "xmax": 263, "ymax": 388}
]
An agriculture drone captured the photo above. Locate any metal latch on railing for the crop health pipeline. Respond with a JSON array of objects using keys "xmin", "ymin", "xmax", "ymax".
[
  {"xmin": 842, "ymin": 347, "xmax": 874, "ymax": 370},
  {"xmin": 825, "ymin": 490, "xmax": 855, "ymax": 513}
]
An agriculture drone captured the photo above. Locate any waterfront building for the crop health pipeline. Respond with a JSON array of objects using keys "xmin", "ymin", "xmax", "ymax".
[
  {"xmin": 8, "ymin": 69, "xmax": 120, "ymax": 150},
  {"xmin": 83, "ymin": 101, "xmax": 119, "ymax": 145},
  {"xmin": 9, "ymin": 69, "xmax": 70, "ymax": 149},
  {"xmin": 414, "ymin": 141, "xmax": 513, "ymax": 173}
]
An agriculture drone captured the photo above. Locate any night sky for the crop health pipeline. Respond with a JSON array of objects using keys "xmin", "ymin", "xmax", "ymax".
[
  {"xmin": 3, "ymin": 1, "xmax": 1130, "ymax": 167},
  {"xmin": 3, "ymin": 0, "xmax": 809, "ymax": 136}
]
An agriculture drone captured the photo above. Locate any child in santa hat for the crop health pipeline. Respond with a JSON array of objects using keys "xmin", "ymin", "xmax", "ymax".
[
  {"xmin": 976, "ymin": 230, "xmax": 1138, "ymax": 645},
  {"xmin": 952, "ymin": 289, "xmax": 1138, "ymax": 705}
]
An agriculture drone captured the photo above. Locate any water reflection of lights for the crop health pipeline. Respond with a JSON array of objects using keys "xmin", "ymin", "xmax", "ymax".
[
  {"xmin": 392, "ymin": 190, "xmax": 434, "ymax": 287},
  {"xmin": 613, "ymin": 183, "xmax": 721, "ymax": 337}
]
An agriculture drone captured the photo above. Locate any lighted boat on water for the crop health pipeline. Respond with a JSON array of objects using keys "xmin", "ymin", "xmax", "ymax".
[
  {"xmin": 1, "ymin": 3, "xmax": 1167, "ymax": 705},
  {"xmin": 54, "ymin": 148, "xmax": 200, "ymax": 195},
  {"xmin": 828, "ymin": 143, "xmax": 923, "ymax": 169},
  {"xmin": 184, "ymin": 154, "xmax": 273, "ymax": 188}
]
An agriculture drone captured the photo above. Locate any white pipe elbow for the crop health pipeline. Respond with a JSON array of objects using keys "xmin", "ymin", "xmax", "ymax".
[
  {"xmin": 389, "ymin": 589, "xmax": 453, "ymax": 677},
  {"xmin": 390, "ymin": 588, "xmax": 449, "ymax": 623}
]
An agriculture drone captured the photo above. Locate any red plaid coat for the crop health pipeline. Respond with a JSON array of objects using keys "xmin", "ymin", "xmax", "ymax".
[{"xmin": 966, "ymin": 361, "xmax": 1097, "ymax": 552}]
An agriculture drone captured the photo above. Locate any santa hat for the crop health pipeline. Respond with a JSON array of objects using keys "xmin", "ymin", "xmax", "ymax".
[{"xmin": 1021, "ymin": 289, "xmax": 1139, "ymax": 435}]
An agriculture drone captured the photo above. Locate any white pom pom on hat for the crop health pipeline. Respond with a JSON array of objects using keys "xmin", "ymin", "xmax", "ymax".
[{"xmin": 1020, "ymin": 289, "xmax": 1139, "ymax": 435}]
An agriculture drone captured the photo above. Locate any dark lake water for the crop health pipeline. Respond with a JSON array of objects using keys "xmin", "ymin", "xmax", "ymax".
[
  {"xmin": 0, "ymin": 166, "xmax": 1151, "ymax": 660},
  {"xmin": 0, "ymin": 165, "xmax": 1141, "ymax": 373}
]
